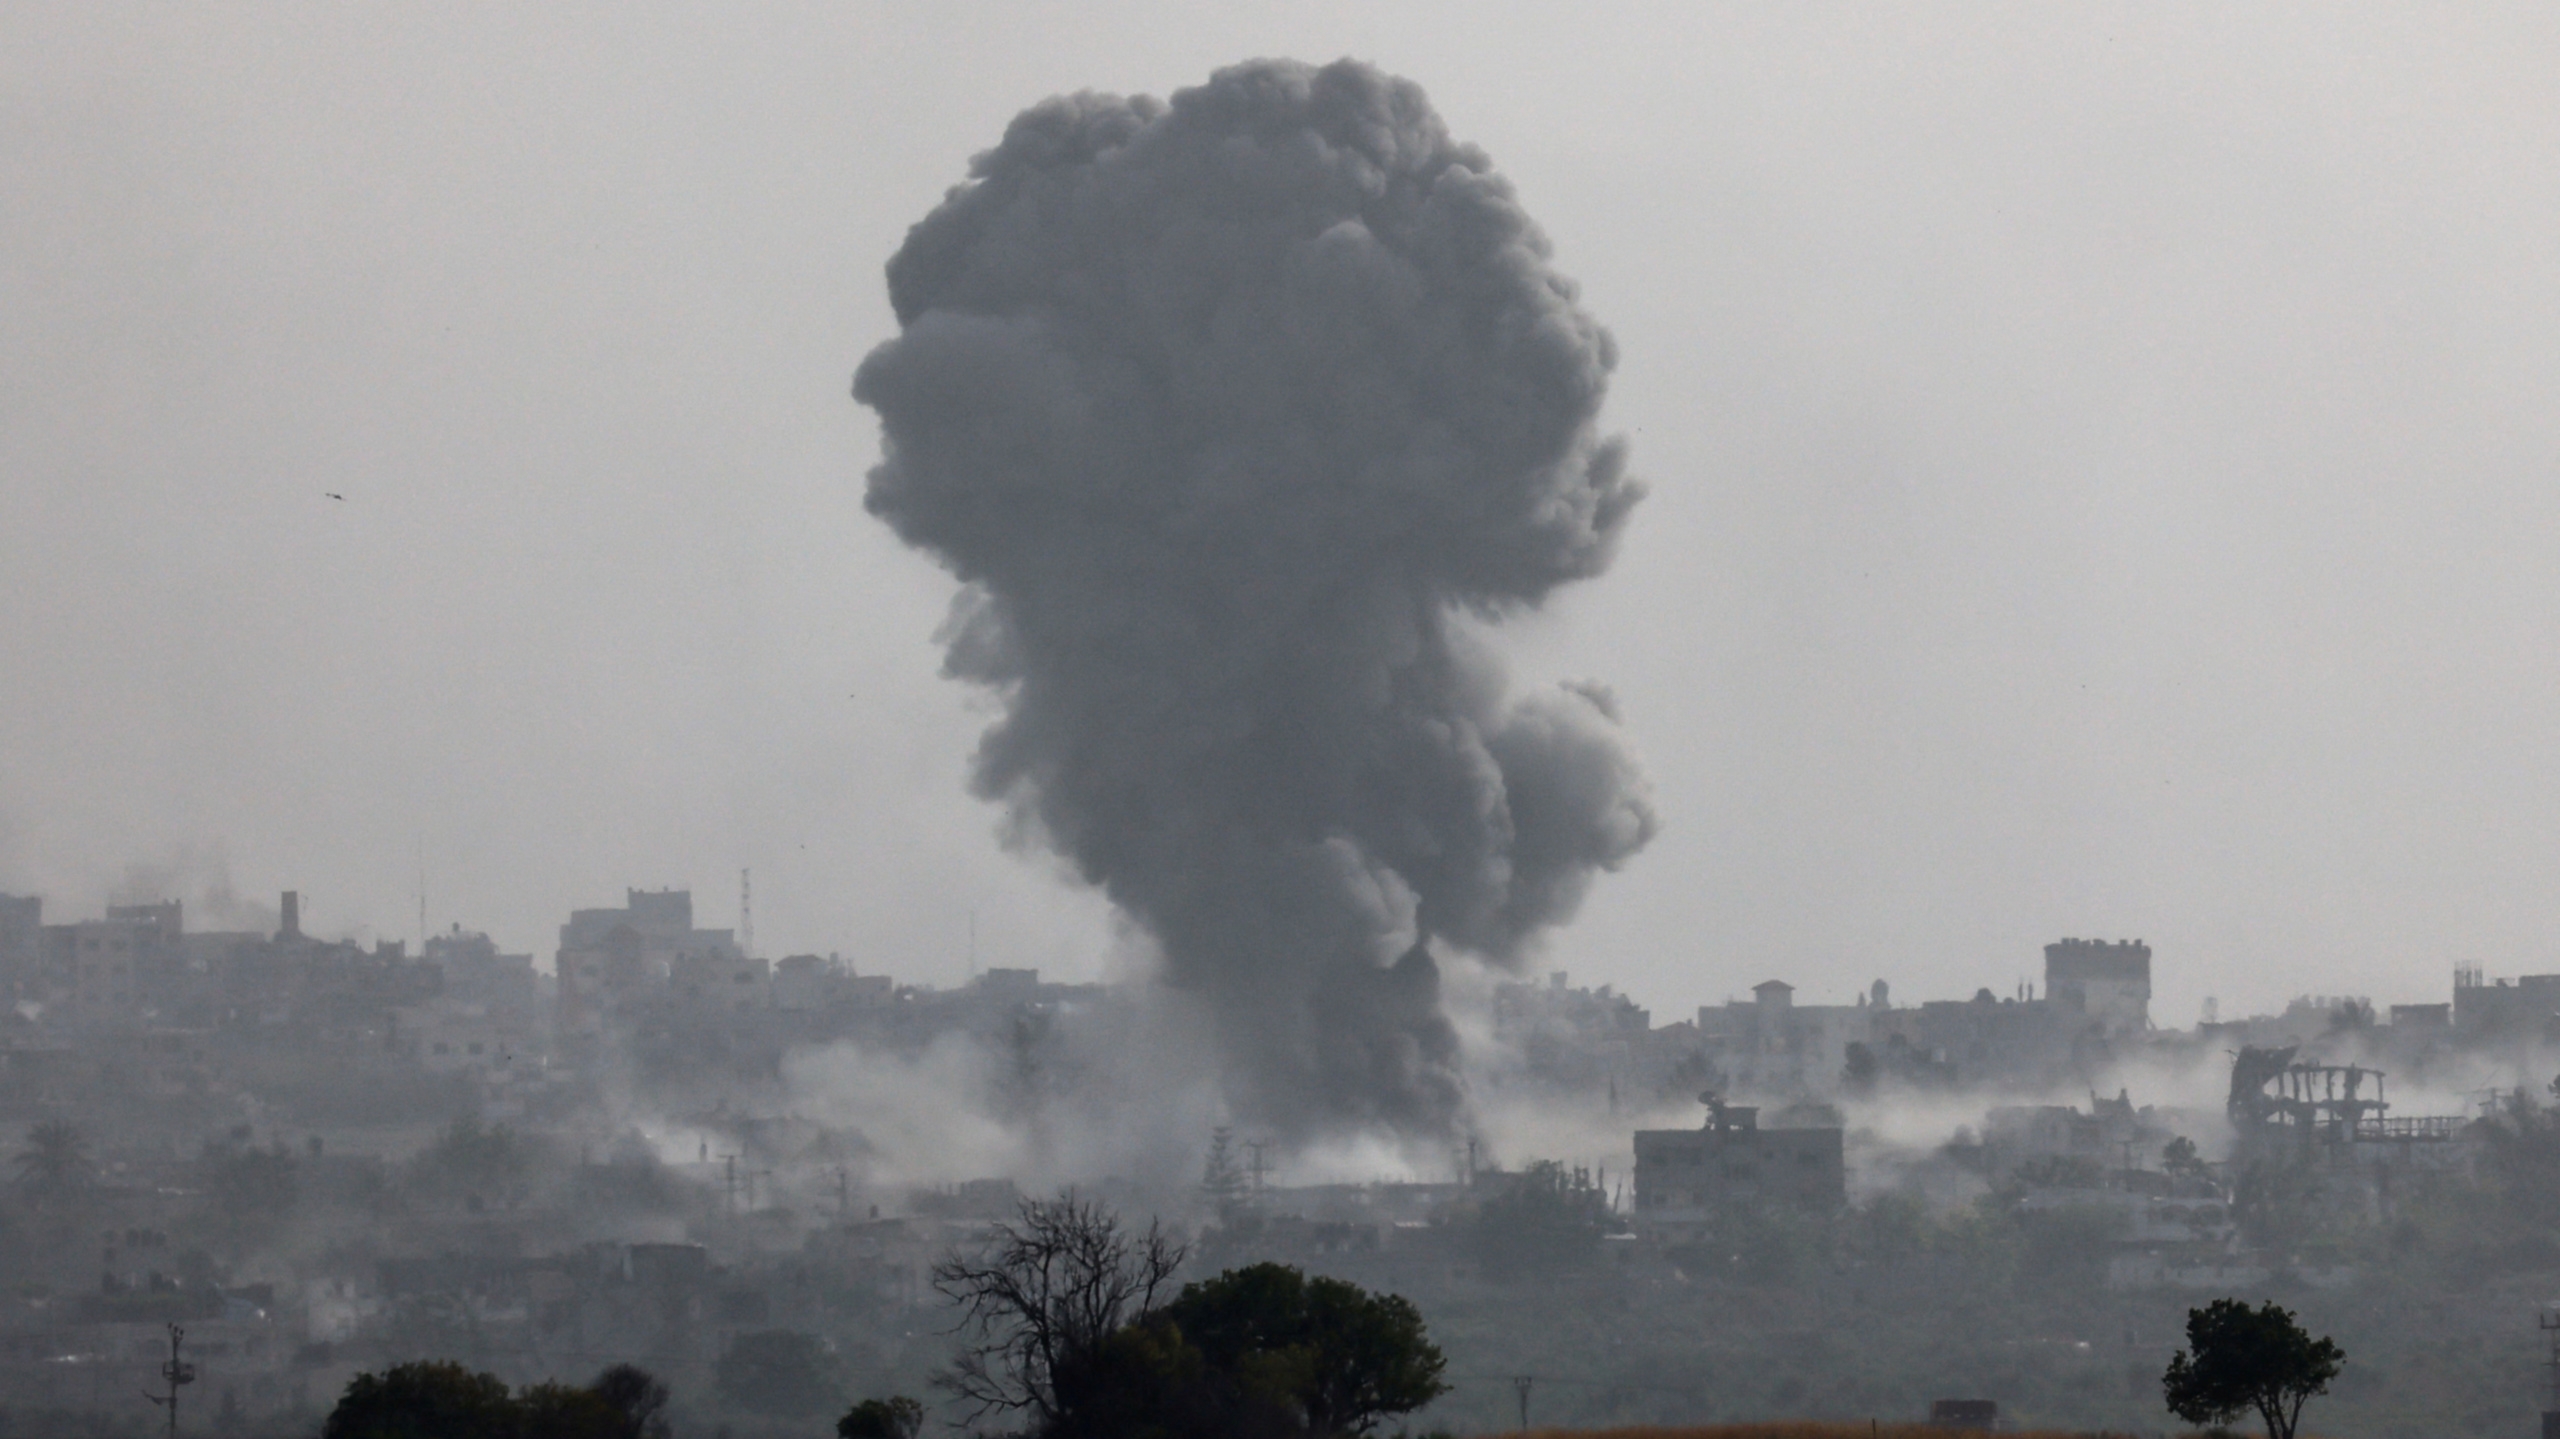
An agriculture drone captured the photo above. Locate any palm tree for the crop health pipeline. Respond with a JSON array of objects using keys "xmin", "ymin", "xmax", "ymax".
[{"xmin": 15, "ymin": 1120, "xmax": 91, "ymax": 1196}]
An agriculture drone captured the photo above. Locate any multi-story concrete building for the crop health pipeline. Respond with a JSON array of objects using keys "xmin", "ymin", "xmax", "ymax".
[
  {"xmin": 1694, "ymin": 980, "xmax": 1877, "ymax": 1097},
  {"xmin": 2045, "ymin": 937, "xmax": 2151, "ymax": 1034},
  {"xmin": 0, "ymin": 893, "xmax": 42, "ymax": 1003},
  {"xmin": 554, "ymin": 889, "xmax": 743, "ymax": 1032},
  {"xmin": 1632, "ymin": 1098, "xmax": 1845, "ymax": 1221},
  {"xmin": 770, "ymin": 954, "xmax": 893, "ymax": 1012},
  {"xmin": 2451, "ymin": 964, "xmax": 2560, "ymax": 1036},
  {"xmin": 425, "ymin": 926, "xmax": 540, "ymax": 1017},
  {"xmin": 1493, "ymin": 971, "xmax": 1653, "ymax": 1092},
  {"xmin": 54, "ymin": 914, "xmax": 182, "ymax": 1025}
]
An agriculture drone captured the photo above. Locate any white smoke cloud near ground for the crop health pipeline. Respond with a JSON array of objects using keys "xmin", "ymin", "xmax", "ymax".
[
  {"xmin": 854, "ymin": 59, "xmax": 1655, "ymax": 1142},
  {"xmin": 774, "ymin": 992, "xmax": 1235, "ymax": 1199},
  {"xmin": 780, "ymin": 1033, "xmax": 1037, "ymax": 1191}
]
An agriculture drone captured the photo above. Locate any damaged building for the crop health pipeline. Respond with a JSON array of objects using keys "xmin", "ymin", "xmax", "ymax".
[{"xmin": 1631, "ymin": 1096, "xmax": 1846, "ymax": 1227}]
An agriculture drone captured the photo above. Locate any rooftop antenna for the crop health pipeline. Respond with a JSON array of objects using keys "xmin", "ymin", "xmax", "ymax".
[
  {"xmin": 416, "ymin": 836, "xmax": 426, "ymax": 954},
  {"xmin": 739, "ymin": 869, "xmax": 753, "ymax": 960}
]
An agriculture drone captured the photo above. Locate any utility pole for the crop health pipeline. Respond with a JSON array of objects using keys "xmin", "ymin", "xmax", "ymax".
[
  {"xmin": 739, "ymin": 869, "xmax": 753, "ymax": 960},
  {"xmin": 141, "ymin": 1324, "xmax": 194, "ymax": 1439},
  {"xmin": 1511, "ymin": 1374, "xmax": 1533, "ymax": 1432},
  {"xmin": 2539, "ymin": 1305, "xmax": 2560, "ymax": 1433}
]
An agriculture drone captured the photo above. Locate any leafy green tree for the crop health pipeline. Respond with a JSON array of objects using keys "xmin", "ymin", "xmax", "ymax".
[
  {"xmin": 837, "ymin": 1395, "xmax": 925, "ymax": 1439},
  {"xmin": 514, "ymin": 1382, "xmax": 625, "ymax": 1439},
  {"xmin": 323, "ymin": 1360, "xmax": 663, "ymax": 1439},
  {"xmin": 1056, "ymin": 1319, "xmax": 1214, "ymax": 1439},
  {"xmin": 715, "ymin": 1329, "xmax": 842, "ymax": 1416},
  {"xmin": 1201, "ymin": 1126, "xmax": 1249, "ymax": 1216},
  {"xmin": 2162, "ymin": 1298, "xmax": 2343, "ymax": 1439},
  {"xmin": 323, "ymin": 1360, "xmax": 521, "ymax": 1439},
  {"xmin": 1154, "ymin": 1262, "xmax": 1449, "ymax": 1437},
  {"xmin": 589, "ymin": 1364, "xmax": 672, "ymax": 1439}
]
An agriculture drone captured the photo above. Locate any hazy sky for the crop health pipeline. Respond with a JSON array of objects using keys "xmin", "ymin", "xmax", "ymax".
[{"xmin": 6, "ymin": 4, "xmax": 2556, "ymax": 1028}]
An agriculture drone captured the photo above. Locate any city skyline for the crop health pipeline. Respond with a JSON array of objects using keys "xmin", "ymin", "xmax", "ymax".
[{"xmin": 10, "ymin": 6, "xmax": 2559, "ymax": 1043}]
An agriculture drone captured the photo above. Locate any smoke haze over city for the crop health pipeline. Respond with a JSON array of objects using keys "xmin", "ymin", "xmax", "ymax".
[
  {"xmin": 11, "ymin": 13, "xmax": 2560, "ymax": 1435},
  {"xmin": 9, "ymin": 7, "xmax": 2560, "ymax": 1028}
]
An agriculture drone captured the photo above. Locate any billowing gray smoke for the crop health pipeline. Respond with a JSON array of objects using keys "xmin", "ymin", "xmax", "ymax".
[{"xmin": 854, "ymin": 58, "xmax": 1654, "ymax": 1140}]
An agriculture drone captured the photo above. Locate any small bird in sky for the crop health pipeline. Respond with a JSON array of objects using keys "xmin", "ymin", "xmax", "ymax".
[{"xmin": 324, "ymin": 492, "xmax": 344, "ymax": 501}]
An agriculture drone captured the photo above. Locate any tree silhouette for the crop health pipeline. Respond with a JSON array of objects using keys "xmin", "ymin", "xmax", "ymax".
[
  {"xmin": 15, "ymin": 1120, "xmax": 91, "ymax": 1197},
  {"xmin": 589, "ymin": 1363, "xmax": 671, "ymax": 1439},
  {"xmin": 1156, "ymin": 1261, "xmax": 1448, "ymax": 1436},
  {"xmin": 2161, "ymin": 1135, "xmax": 2207, "ymax": 1177},
  {"xmin": 931, "ymin": 1192, "xmax": 1184, "ymax": 1431},
  {"xmin": 1201, "ymin": 1126, "xmax": 1248, "ymax": 1216},
  {"xmin": 836, "ymin": 1395, "xmax": 924, "ymax": 1439},
  {"xmin": 2163, "ymin": 1297, "xmax": 2342, "ymax": 1439},
  {"xmin": 323, "ymin": 1360, "xmax": 520, "ymax": 1439},
  {"xmin": 514, "ymin": 1382, "xmax": 625, "ymax": 1439},
  {"xmin": 323, "ymin": 1358, "xmax": 669, "ymax": 1439}
]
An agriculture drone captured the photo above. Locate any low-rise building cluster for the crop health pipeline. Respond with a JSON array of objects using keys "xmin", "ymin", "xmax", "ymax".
[{"xmin": 0, "ymin": 875, "xmax": 2549, "ymax": 1428}]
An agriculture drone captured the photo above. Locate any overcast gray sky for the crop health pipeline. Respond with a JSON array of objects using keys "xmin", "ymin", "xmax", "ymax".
[{"xmin": 6, "ymin": 3, "xmax": 2556, "ymax": 1028}]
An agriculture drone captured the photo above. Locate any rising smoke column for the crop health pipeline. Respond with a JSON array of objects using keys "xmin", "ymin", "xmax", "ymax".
[{"xmin": 854, "ymin": 59, "xmax": 1655, "ymax": 1140}]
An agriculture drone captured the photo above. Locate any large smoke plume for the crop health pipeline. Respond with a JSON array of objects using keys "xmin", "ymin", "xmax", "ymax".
[{"xmin": 854, "ymin": 59, "xmax": 1654, "ymax": 1140}]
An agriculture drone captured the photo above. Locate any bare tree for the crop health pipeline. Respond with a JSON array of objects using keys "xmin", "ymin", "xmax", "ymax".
[{"xmin": 930, "ymin": 1192, "xmax": 1184, "ymax": 1432}]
